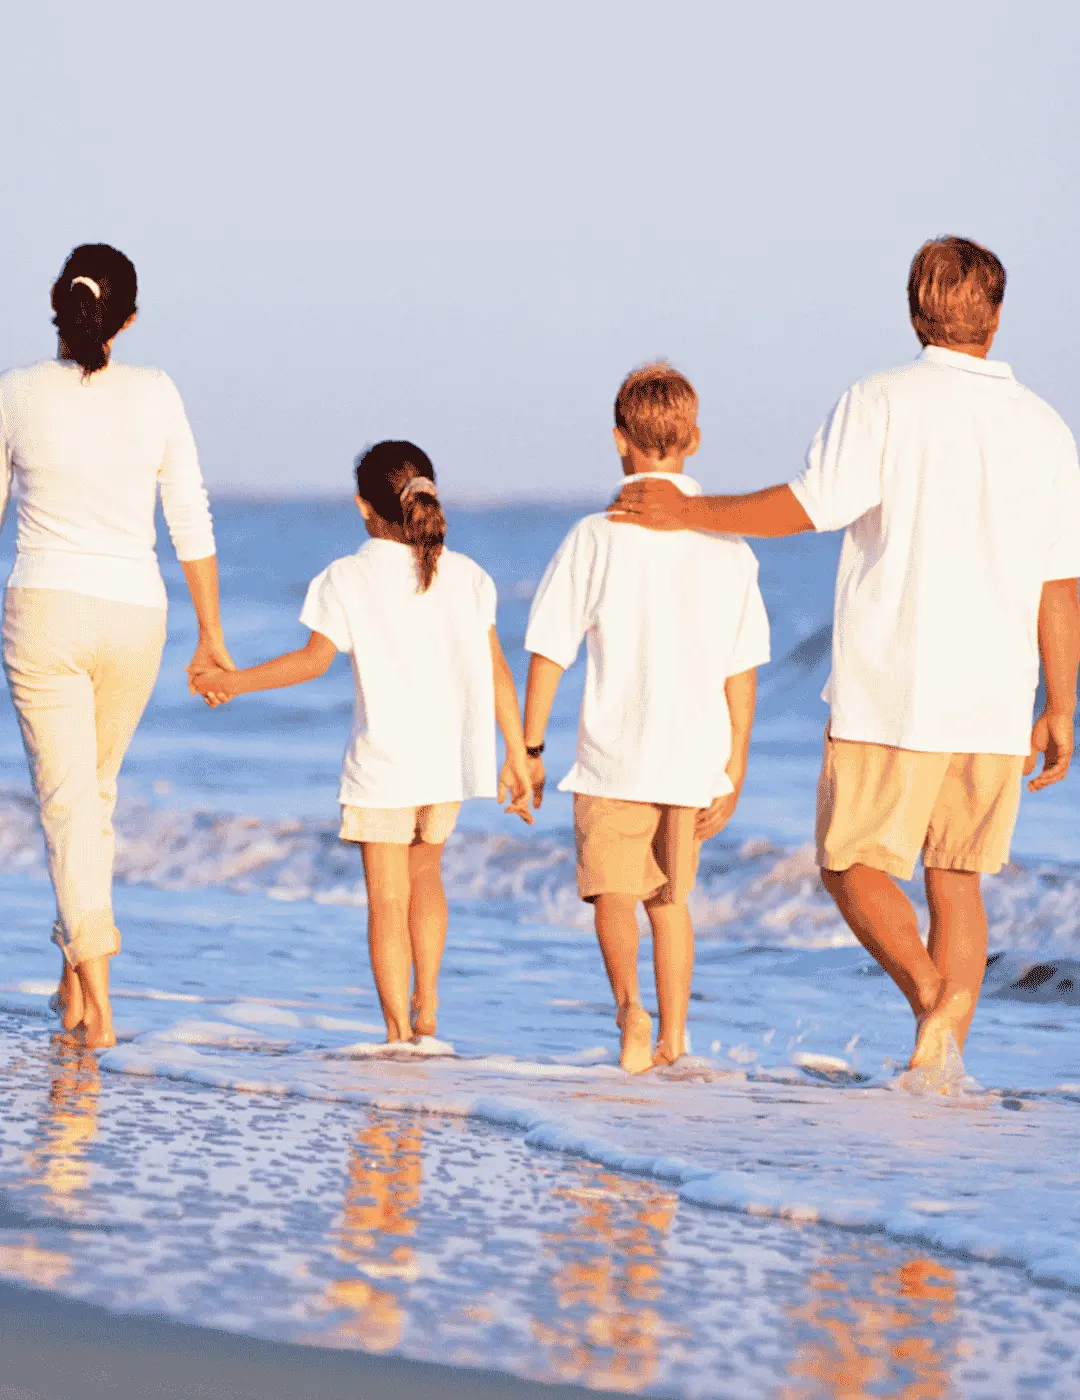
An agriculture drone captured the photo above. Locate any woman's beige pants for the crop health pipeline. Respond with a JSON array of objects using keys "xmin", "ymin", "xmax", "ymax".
[{"xmin": 3, "ymin": 588, "xmax": 166, "ymax": 967}]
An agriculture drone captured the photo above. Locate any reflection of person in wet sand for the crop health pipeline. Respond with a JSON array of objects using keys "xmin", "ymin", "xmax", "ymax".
[
  {"xmin": 29, "ymin": 1042, "xmax": 101, "ymax": 1204},
  {"xmin": 534, "ymin": 1170, "xmax": 680, "ymax": 1391},
  {"xmin": 781, "ymin": 1247, "xmax": 956, "ymax": 1400},
  {"xmin": 611, "ymin": 237, "xmax": 1080, "ymax": 1075},
  {"xmin": 322, "ymin": 1114, "xmax": 423, "ymax": 1352}
]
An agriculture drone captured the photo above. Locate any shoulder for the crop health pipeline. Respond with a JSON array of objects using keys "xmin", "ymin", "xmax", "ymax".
[
  {"xmin": 438, "ymin": 547, "xmax": 496, "ymax": 594},
  {"xmin": 693, "ymin": 530, "xmax": 761, "ymax": 576},
  {"xmin": 1010, "ymin": 381, "xmax": 1077, "ymax": 447},
  {"xmin": 119, "ymin": 364, "xmax": 185, "ymax": 403},
  {"xmin": 0, "ymin": 360, "xmax": 63, "ymax": 398},
  {"xmin": 312, "ymin": 553, "xmax": 363, "ymax": 590}
]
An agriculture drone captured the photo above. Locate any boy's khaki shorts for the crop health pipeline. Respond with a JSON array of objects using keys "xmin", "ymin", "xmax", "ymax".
[
  {"xmin": 816, "ymin": 732, "xmax": 1025, "ymax": 880},
  {"xmin": 573, "ymin": 794, "xmax": 701, "ymax": 905},
  {"xmin": 340, "ymin": 802, "xmax": 461, "ymax": 846}
]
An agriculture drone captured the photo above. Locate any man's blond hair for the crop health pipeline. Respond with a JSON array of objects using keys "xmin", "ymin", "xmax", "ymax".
[
  {"xmin": 907, "ymin": 236, "xmax": 1006, "ymax": 349},
  {"xmin": 614, "ymin": 362, "xmax": 699, "ymax": 458}
]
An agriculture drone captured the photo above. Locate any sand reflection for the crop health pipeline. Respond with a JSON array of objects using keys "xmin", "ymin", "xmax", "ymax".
[
  {"xmin": 322, "ymin": 1113, "xmax": 423, "ymax": 1351},
  {"xmin": 781, "ymin": 1243, "xmax": 957, "ymax": 1399},
  {"xmin": 27, "ymin": 1041, "xmax": 101, "ymax": 1205},
  {"xmin": 534, "ymin": 1169, "xmax": 683, "ymax": 1393}
]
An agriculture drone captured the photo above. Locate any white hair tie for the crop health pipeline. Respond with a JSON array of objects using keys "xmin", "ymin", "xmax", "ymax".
[
  {"xmin": 70, "ymin": 276, "xmax": 101, "ymax": 299},
  {"xmin": 400, "ymin": 476, "xmax": 438, "ymax": 502}
]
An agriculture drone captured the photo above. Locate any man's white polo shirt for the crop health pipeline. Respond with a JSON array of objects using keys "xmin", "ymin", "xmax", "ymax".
[
  {"xmin": 789, "ymin": 346, "xmax": 1080, "ymax": 756},
  {"xmin": 525, "ymin": 473, "xmax": 770, "ymax": 808}
]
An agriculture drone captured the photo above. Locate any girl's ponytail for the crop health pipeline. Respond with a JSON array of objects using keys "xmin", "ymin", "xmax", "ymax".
[
  {"xmin": 354, "ymin": 441, "xmax": 447, "ymax": 593},
  {"xmin": 51, "ymin": 244, "xmax": 138, "ymax": 379}
]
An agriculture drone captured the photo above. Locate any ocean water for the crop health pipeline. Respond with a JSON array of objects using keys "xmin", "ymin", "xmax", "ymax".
[{"xmin": 1, "ymin": 499, "xmax": 1079, "ymax": 1396}]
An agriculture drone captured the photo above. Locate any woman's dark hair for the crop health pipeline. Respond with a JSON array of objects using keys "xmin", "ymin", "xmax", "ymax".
[
  {"xmin": 354, "ymin": 440, "xmax": 446, "ymax": 593},
  {"xmin": 51, "ymin": 244, "xmax": 138, "ymax": 377}
]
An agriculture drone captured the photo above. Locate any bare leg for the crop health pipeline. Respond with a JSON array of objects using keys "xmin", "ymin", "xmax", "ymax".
[
  {"xmin": 647, "ymin": 900, "xmax": 694, "ymax": 1064},
  {"xmin": 594, "ymin": 894, "xmax": 653, "ymax": 1073},
  {"xmin": 75, "ymin": 956, "xmax": 116, "ymax": 1049},
  {"xmin": 360, "ymin": 844, "xmax": 413, "ymax": 1043},
  {"xmin": 407, "ymin": 842, "xmax": 448, "ymax": 1037},
  {"xmin": 910, "ymin": 868, "xmax": 987, "ymax": 1065},
  {"xmin": 821, "ymin": 865, "xmax": 941, "ymax": 1020}
]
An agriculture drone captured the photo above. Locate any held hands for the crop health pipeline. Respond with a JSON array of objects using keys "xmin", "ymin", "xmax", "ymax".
[
  {"xmin": 1025, "ymin": 710, "xmax": 1076, "ymax": 791},
  {"xmin": 187, "ymin": 633, "xmax": 236, "ymax": 708},
  {"xmin": 500, "ymin": 754, "xmax": 538, "ymax": 825},
  {"xmin": 607, "ymin": 477, "xmax": 690, "ymax": 531},
  {"xmin": 189, "ymin": 665, "xmax": 235, "ymax": 706}
]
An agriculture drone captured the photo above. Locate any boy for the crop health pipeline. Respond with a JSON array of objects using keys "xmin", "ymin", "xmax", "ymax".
[
  {"xmin": 523, "ymin": 363, "xmax": 770, "ymax": 1072},
  {"xmin": 609, "ymin": 238, "xmax": 1080, "ymax": 1072}
]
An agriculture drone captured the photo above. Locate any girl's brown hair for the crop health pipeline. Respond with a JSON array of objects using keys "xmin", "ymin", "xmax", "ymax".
[{"xmin": 354, "ymin": 441, "xmax": 446, "ymax": 592}]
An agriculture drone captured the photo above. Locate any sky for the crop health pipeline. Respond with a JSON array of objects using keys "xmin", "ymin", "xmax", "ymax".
[{"xmin": 1, "ymin": 1, "xmax": 1077, "ymax": 500}]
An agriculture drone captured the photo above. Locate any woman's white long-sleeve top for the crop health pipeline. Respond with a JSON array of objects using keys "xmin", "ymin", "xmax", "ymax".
[{"xmin": 0, "ymin": 359, "xmax": 216, "ymax": 609}]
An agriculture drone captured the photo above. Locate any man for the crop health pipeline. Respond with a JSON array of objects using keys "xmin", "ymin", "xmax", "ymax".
[{"xmin": 608, "ymin": 237, "xmax": 1080, "ymax": 1071}]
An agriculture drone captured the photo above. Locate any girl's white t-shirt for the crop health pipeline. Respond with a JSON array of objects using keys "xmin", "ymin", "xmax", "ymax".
[{"xmin": 300, "ymin": 538, "xmax": 498, "ymax": 808}]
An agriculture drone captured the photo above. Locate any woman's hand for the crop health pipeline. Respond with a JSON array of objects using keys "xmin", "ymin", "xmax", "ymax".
[
  {"xmin": 189, "ymin": 665, "xmax": 235, "ymax": 703},
  {"xmin": 187, "ymin": 634, "xmax": 235, "ymax": 707},
  {"xmin": 499, "ymin": 756, "xmax": 535, "ymax": 824}
]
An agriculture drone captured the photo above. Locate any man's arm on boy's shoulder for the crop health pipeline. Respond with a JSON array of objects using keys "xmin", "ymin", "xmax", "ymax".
[
  {"xmin": 608, "ymin": 480, "xmax": 813, "ymax": 537},
  {"xmin": 696, "ymin": 668, "xmax": 757, "ymax": 840},
  {"xmin": 1026, "ymin": 577, "xmax": 1080, "ymax": 791}
]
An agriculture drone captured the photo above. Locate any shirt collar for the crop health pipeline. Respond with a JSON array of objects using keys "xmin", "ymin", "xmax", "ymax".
[
  {"xmin": 919, "ymin": 345, "xmax": 1014, "ymax": 380},
  {"xmin": 618, "ymin": 471, "xmax": 702, "ymax": 496}
]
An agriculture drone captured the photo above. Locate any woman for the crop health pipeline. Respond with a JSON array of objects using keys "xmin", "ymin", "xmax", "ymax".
[{"xmin": 0, "ymin": 243, "xmax": 233, "ymax": 1048}]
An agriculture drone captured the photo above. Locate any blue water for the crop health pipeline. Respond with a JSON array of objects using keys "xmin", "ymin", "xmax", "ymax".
[{"xmin": 1, "ymin": 500, "xmax": 1079, "ymax": 1397}]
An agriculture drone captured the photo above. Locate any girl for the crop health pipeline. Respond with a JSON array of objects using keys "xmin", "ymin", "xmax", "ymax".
[
  {"xmin": 191, "ymin": 441, "xmax": 534, "ymax": 1043},
  {"xmin": 0, "ymin": 243, "xmax": 231, "ymax": 1050}
]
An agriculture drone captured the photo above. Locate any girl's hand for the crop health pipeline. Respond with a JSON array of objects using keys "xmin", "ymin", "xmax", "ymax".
[
  {"xmin": 187, "ymin": 634, "xmax": 236, "ymax": 707},
  {"xmin": 499, "ymin": 757, "xmax": 535, "ymax": 825},
  {"xmin": 695, "ymin": 792, "xmax": 738, "ymax": 841},
  {"xmin": 190, "ymin": 666, "xmax": 234, "ymax": 706}
]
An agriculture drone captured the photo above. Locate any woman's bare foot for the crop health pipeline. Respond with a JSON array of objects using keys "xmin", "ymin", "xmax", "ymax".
[
  {"xmin": 617, "ymin": 1003, "xmax": 654, "ymax": 1074},
  {"xmin": 410, "ymin": 994, "xmax": 437, "ymax": 1039},
  {"xmin": 50, "ymin": 959, "xmax": 84, "ymax": 1032},
  {"xmin": 910, "ymin": 982, "xmax": 973, "ymax": 1071},
  {"xmin": 74, "ymin": 956, "xmax": 117, "ymax": 1050}
]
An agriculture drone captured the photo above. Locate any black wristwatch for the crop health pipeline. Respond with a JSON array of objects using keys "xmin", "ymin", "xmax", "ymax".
[{"xmin": 526, "ymin": 742, "xmax": 545, "ymax": 759}]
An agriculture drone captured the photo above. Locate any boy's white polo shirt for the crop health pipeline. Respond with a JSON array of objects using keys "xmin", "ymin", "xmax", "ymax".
[
  {"xmin": 525, "ymin": 474, "xmax": 771, "ymax": 809},
  {"xmin": 789, "ymin": 346, "xmax": 1080, "ymax": 756},
  {"xmin": 300, "ymin": 539, "xmax": 498, "ymax": 807}
]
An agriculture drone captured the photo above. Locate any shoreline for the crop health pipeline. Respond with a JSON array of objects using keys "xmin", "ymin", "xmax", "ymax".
[{"xmin": 0, "ymin": 1278, "xmax": 628, "ymax": 1400}]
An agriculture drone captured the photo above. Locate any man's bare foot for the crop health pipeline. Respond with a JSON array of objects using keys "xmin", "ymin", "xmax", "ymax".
[
  {"xmin": 49, "ymin": 961, "xmax": 84, "ymax": 1032},
  {"xmin": 617, "ymin": 1004, "xmax": 653, "ymax": 1074},
  {"xmin": 410, "ymin": 995, "xmax": 437, "ymax": 1039},
  {"xmin": 910, "ymin": 982, "xmax": 973, "ymax": 1071}
]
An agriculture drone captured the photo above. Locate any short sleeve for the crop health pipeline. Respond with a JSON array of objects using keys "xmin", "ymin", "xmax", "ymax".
[
  {"xmin": 789, "ymin": 382, "xmax": 888, "ymax": 532},
  {"xmin": 524, "ymin": 520, "xmax": 599, "ymax": 669},
  {"xmin": 727, "ymin": 551, "xmax": 771, "ymax": 676},
  {"xmin": 300, "ymin": 566, "xmax": 352, "ymax": 653},
  {"xmin": 1044, "ymin": 429, "xmax": 1080, "ymax": 581}
]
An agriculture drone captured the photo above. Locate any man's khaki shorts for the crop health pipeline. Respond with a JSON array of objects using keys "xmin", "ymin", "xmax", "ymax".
[
  {"xmin": 573, "ymin": 794, "xmax": 701, "ymax": 905},
  {"xmin": 340, "ymin": 802, "xmax": 461, "ymax": 846},
  {"xmin": 816, "ymin": 732, "xmax": 1025, "ymax": 880}
]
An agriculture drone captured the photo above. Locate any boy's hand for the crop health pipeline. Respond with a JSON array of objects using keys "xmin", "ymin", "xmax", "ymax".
[
  {"xmin": 696, "ymin": 792, "xmax": 738, "ymax": 840},
  {"xmin": 607, "ymin": 478, "xmax": 690, "ymax": 530},
  {"xmin": 527, "ymin": 754, "xmax": 546, "ymax": 810},
  {"xmin": 190, "ymin": 667, "xmax": 235, "ymax": 707},
  {"xmin": 1025, "ymin": 709, "xmax": 1075, "ymax": 791},
  {"xmin": 499, "ymin": 757, "xmax": 535, "ymax": 825}
]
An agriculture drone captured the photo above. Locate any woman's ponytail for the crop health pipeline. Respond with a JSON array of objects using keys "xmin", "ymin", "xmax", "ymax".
[
  {"xmin": 354, "ymin": 441, "xmax": 447, "ymax": 593},
  {"xmin": 51, "ymin": 244, "xmax": 138, "ymax": 379}
]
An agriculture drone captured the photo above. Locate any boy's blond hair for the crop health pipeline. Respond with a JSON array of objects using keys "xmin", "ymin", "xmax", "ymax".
[{"xmin": 614, "ymin": 362, "xmax": 699, "ymax": 458}]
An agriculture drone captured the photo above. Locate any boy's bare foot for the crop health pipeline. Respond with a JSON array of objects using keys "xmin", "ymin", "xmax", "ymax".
[
  {"xmin": 910, "ymin": 982, "xmax": 973, "ymax": 1071},
  {"xmin": 617, "ymin": 1004, "xmax": 654, "ymax": 1074}
]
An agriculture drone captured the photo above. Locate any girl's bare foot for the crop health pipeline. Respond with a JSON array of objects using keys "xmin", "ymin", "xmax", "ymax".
[
  {"xmin": 410, "ymin": 994, "xmax": 437, "ymax": 1039},
  {"xmin": 910, "ymin": 982, "xmax": 973, "ymax": 1071},
  {"xmin": 78, "ymin": 1015, "xmax": 117, "ymax": 1051},
  {"xmin": 49, "ymin": 958, "xmax": 84, "ymax": 1032},
  {"xmin": 617, "ymin": 1003, "xmax": 654, "ymax": 1074}
]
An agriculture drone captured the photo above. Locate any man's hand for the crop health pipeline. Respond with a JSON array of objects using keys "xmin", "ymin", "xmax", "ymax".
[
  {"xmin": 696, "ymin": 792, "xmax": 738, "ymax": 840},
  {"xmin": 1025, "ymin": 710, "xmax": 1075, "ymax": 791},
  {"xmin": 607, "ymin": 478, "xmax": 691, "ymax": 530},
  {"xmin": 526, "ymin": 755, "xmax": 546, "ymax": 810},
  {"xmin": 499, "ymin": 757, "xmax": 535, "ymax": 824}
]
